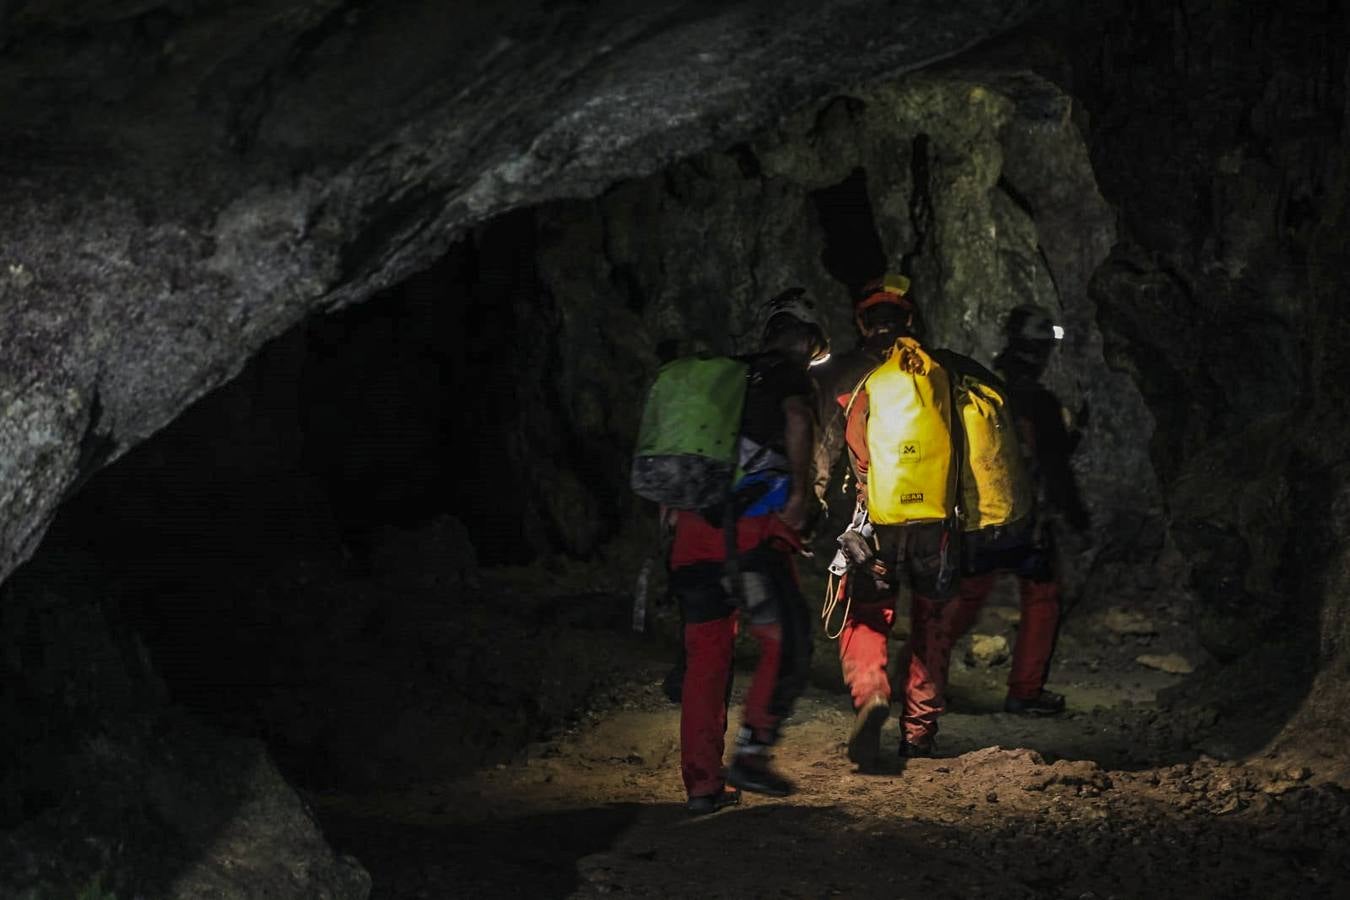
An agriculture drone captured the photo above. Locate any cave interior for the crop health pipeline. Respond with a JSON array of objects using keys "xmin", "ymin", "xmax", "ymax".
[{"xmin": 2, "ymin": 1, "xmax": 1349, "ymax": 898}]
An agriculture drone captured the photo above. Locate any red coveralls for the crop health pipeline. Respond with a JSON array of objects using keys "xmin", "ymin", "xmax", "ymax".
[
  {"xmin": 669, "ymin": 511, "xmax": 807, "ymax": 799},
  {"xmin": 952, "ymin": 573, "xmax": 1060, "ymax": 700},
  {"xmin": 837, "ymin": 388, "xmax": 965, "ymax": 746},
  {"xmin": 948, "ymin": 402, "xmax": 1064, "ymax": 701}
]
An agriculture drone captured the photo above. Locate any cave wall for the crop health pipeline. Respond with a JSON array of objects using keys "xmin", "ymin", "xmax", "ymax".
[
  {"xmin": 0, "ymin": 0, "xmax": 1038, "ymax": 590},
  {"xmin": 1042, "ymin": 2, "xmax": 1348, "ymax": 681},
  {"xmin": 2, "ymin": 0, "xmax": 1350, "ymax": 892}
]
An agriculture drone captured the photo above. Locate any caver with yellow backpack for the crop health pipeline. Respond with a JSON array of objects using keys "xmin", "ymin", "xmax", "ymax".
[
  {"xmin": 942, "ymin": 304, "xmax": 1093, "ymax": 718},
  {"xmin": 814, "ymin": 275, "xmax": 1033, "ymax": 768}
]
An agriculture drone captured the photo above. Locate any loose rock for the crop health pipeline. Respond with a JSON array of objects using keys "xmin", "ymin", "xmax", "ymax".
[
  {"xmin": 1104, "ymin": 608, "xmax": 1159, "ymax": 636},
  {"xmin": 1135, "ymin": 653, "xmax": 1196, "ymax": 674},
  {"xmin": 968, "ymin": 634, "xmax": 1010, "ymax": 667}
]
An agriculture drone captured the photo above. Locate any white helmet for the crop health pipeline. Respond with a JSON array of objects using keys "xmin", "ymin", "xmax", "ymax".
[{"xmin": 760, "ymin": 287, "xmax": 830, "ymax": 363}]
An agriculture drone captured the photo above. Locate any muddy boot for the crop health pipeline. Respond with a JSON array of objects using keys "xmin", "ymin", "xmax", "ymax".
[
  {"xmin": 1004, "ymin": 689, "xmax": 1065, "ymax": 716},
  {"xmin": 846, "ymin": 694, "xmax": 890, "ymax": 770},
  {"xmin": 899, "ymin": 732, "xmax": 936, "ymax": 759},
  {"xmin": 727, "ymin": 750, "xmax": 795, "ymax": 797},
  {"xmin": 686, "ymin": 787, "xmax": 741, "ymax": 815}
]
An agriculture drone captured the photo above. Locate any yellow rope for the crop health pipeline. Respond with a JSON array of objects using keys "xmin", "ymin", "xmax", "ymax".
[{"xmin": 821, "ymin": 570, "xmax": 853, "ymax": 641}]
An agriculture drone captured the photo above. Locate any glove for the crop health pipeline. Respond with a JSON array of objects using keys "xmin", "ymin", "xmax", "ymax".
[{"xmin": 838, "ymin": 528, "xmax": 876, "ymax": 567}]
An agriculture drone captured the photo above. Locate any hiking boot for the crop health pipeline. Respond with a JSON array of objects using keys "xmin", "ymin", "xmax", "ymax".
[
  {"xmin": 727, "ymin": 753, "xmax": 795, "ymax": 797},
  {"xmin": 686, "ymin": 787, "xmax": 741, "ymax": 815},
  {"xmin": 1004, "ymin": 689, "xmax": 1066, "ymax": 716},
  {"xmin": 846, "ymin": 694, "xmax": 890, "ymax": 770},
  {"xmin": 899, "ymin": 734, "xmax": 936, "ymax": 759}
]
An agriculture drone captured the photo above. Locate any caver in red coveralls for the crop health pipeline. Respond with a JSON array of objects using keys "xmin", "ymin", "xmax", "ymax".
[
  {"xmin": 666, "ymin": 323, "xmax": 822, "ymax": 808},
  {"xmin": 836, "ymin": 383, "xmax": 963, "ymax": 755},
  {"xmin": 946, "ymin": 311, "xmax": 1092, "ymax": 715}
]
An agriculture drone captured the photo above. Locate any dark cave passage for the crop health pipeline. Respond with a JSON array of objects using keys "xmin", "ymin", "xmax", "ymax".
[{"xmin": 811, "ymin": 166, "xmax": 888, "ymax": 299}]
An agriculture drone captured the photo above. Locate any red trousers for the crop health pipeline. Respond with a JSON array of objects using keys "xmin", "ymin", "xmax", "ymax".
[
  {"xmin": 671, "ymin": 511, "xmax": 808, "ymax": 799},
  {"xmin": 838, "ymin": 585, "xmax": 981, "ymax": 744},
  {"xmin": 680, "ymin": 616, "xmax": 785, "ymax": 797},
  {"xmin": 957, "ymin": 573, "xmax": 1061, "ymax": 700}
]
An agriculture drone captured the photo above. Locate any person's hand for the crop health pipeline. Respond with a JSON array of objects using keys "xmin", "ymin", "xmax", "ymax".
[{"xmin": 779, "ymin": 492, "xmax": 808, "ymax": 532}]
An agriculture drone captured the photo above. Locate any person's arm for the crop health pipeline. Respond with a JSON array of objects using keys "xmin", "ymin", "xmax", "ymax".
[
  {"xmin": 844, "ymin": 388, "xmax": 870, "ymax": 496},
  {"xmin": 813, "ymin": 397, "xmax": 845, "ymax": 504},
  {"xmin": 779, "ymin": 394, "xmax": 814, "ymax": 531}
]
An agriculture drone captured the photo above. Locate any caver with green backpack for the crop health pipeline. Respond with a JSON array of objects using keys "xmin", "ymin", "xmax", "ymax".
[{"xmin": 632, "ymin": 288, "xmax": 827, "ymax": 814}]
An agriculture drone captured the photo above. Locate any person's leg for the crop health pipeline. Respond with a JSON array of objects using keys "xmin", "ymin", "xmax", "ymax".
[
  {"xmin": 837, "ymin": 568, "xmax": 897, "ymax": 768},
  {"xmin": 898, "ymin": 523, "xmax": 963, "ymax": 754},
  {"xmin": 726, "ymin": 549, "xmax": 803, "ymax": 797},
  {"xmin": 838, "ymin": 583, "xmax": 897, "ymax": 708},
  {"xmin": 916, "ymin": 573, "xmax": 994, "ymax": 703},
  {"xmin": 765, "ymin": 551, "xmax": 812, "ymax": 725},
  {"xmin": 1005, "ymin": 576, "xmax": 1065, "ymax": 713},
  {"xmin": 952, "ymin": 574, "xmax": 994, "ymax": 638},
  {"xmin": 672, "ymin": 563, "xmax": 739, "ymax": 803},
  {"xmin": 902, "ymin": 593, "xmax": 943, "ymax": 752}
]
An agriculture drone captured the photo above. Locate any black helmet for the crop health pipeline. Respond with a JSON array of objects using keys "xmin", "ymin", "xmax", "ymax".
[{"xmin": 1005, "ymin": 305, "xmax": 1062, "ymax": 346}]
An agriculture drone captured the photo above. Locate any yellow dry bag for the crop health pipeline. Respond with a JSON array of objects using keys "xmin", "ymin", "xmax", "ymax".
[
  {"xmin": 955, "ymin": 377, "xmax": 1033, "ymax": 532},
  {"xmin": 861, "ymin": 338, "xmax": 957, "ymax": 525}
]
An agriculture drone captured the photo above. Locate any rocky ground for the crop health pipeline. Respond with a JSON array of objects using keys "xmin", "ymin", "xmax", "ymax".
[{"xmin": 276, "ymin": 550, "xmax": 1350, "ymax": 900}]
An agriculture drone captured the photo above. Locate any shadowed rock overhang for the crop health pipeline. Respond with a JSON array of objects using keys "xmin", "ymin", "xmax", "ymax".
[{"xmin": 0, "ymin": 0, "xmax": 1041, "ymax": 585}]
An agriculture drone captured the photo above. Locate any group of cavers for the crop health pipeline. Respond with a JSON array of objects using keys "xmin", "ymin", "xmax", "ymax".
[{"xmin": 631, "ymin": 274, "xmax": 1090, "ymax": 814}]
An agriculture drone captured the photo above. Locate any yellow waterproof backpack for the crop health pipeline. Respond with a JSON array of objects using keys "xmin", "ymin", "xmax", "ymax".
[
  {"xmin": 953, "ymin": 376, "xmax": 1033, "ymax": 532},
  {"xmin": 858, "ymin": 338, "xmax": 957, "ymax": 525}
]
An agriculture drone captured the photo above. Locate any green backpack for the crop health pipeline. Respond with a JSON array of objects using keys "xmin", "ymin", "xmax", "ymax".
[{"xmin": 630, "ymin": 356, "xmax": 748, "ymax": 509}]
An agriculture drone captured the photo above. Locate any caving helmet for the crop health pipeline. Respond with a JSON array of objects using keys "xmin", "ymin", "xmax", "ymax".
[
  {"xmin": 999, "ymin": 304, "xmax": 1064, "ymax": 373},
  {"xmin": 1006, "ymin": 304, "xmax": 1063, "ymax": 346},
  {"xmin": 760, "ymin": 286, "xmax": 831, "ymax": 365},
  {"xmin": 853, "ymin": 272, "xmax": 916, "ymax": 339}
]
